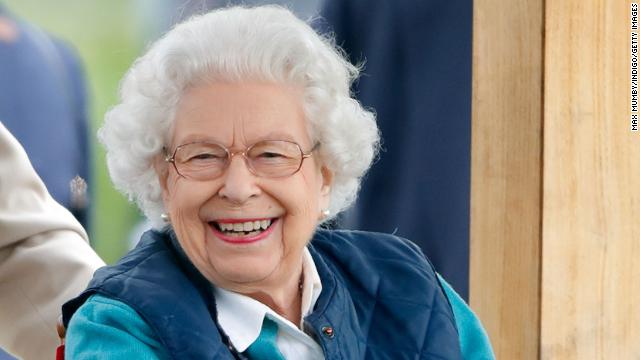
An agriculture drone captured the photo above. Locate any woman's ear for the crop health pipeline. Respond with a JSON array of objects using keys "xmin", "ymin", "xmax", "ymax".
[
  {"xmin": 319, "ymin": 165, "xmax": 333, "ymax": 209},
  {"xmin": 153, "ymin": 154, "xmax": 171, "ymax": 200}
]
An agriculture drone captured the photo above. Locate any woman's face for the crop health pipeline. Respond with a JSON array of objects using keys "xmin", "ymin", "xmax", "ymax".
[{"xmin": 157, "ymin": 82, "xmax": 331, "ymax": 294}]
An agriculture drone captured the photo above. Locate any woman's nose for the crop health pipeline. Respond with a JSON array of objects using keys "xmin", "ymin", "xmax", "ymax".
[{"xmin": 216, "ymin": 155, "xmax": 261, "ymax": 203}]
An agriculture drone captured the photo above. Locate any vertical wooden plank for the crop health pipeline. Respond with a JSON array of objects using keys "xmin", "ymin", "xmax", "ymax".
[
  {"xmin": 541, "ymin": 0, "xmax": 640, "ymax": 358},
  {"xmin": 470, "ymin": 0, "xmax": 544, "ymax": 359}
]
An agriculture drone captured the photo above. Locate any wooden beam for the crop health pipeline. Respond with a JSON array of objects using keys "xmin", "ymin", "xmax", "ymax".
[
  {"xmin": 541, "ymin": 0, "xmax": 640, "ymax": 357},
  {"xmin": 470, "ymin": 0, "xmax": 544, "ymax": 358}
]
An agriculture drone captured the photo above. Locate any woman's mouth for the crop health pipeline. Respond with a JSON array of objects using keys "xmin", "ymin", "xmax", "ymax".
[{"xmin": 209, "ymin": 218, "xmax": 278, "ymax": 243}]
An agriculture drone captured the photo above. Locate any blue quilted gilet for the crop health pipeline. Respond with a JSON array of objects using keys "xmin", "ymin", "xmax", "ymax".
[{"xmin": 62, "ymin": 229, "xmax": 463, "ymax": 359}]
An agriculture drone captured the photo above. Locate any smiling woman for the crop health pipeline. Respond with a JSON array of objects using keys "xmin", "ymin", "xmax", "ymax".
[
  {"xmin": 61, "ymin": 5, "xmax": 493, "ymax": 359},
  {"xmin": 157, "ymin": 82, "xmax": 330, "ymax": 321}
]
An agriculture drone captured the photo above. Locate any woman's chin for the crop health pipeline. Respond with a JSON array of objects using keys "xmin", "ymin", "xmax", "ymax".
[
  {"xmin": 203, "ymin": 235, "xmax": 283, "ymax": 288},
  {"xmin": 212, "ymin": 262, "xmax": 280, "ymax": 288}
]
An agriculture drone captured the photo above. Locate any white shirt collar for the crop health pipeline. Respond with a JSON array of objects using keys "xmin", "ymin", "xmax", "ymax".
[
  {"xmin": 300, "ymin": 246, "xmax": 323, "ymax": 320},
  {"xmin": 213, "ymin": 247, "xmax": 322, "ymax": 352}
]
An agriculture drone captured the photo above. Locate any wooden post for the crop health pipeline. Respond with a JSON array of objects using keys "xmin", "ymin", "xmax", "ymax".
[{"xmin": 471, "ymin": 0, "xmax": 640, "ymax": 358}]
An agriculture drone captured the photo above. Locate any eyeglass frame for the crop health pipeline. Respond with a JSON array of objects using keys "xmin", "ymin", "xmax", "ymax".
[{"xmin": 163, "ymin": 139, "xmax": 320, "ymax": 180}]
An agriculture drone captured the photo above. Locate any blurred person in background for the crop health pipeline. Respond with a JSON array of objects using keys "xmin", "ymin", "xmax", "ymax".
[
  {"xmin": 62, "ymin": 6, "xmax": 492, "ymax": 359},
  {"xmin": 0, "ymin": 123, "xmax": 104, "ymax": 360},
  {"xmin": 319, "ymin": 0, "xmax": 473, "ymax": 300},
  {"xmin": 0, "ymin": 4, "xmax": 92, "ymax": 229},
  {"xmin": 0, "ymin": 5, "xmax": 97, "ymax": 360}
]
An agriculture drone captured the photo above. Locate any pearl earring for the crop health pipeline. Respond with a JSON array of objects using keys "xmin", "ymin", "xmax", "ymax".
[
  {"xmin": 321, "ymin": 209, "xmax": 330, "ymax": 218},
  {"xmin": 160, "ymin": 213, "xmax": 170, "ymax": 222}
]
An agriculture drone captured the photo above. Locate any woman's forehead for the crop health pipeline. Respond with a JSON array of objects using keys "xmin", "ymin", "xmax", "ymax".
[
  {"xmin": 171, "ymin": 82, "xmax": 311, "ymax": 147},
  {"xmin": 174, "ymin": 130, "xmax": 302, "ymax": 147}
]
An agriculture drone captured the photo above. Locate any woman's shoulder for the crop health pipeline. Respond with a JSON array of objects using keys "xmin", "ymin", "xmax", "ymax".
[
  {"xmin": 312, "ymin": 228, "xmax": 429, "ymax": 266},
  {"xmin": 310, "ymin": 229, "xmax": 440, "ymax": 300},
  {"xmin": 311, "ymin": 229, "xmax": 495, "ymax": 358},
  {"xmin": 66, "ymin": 294, "xmax": 170, "ymax": 359}
]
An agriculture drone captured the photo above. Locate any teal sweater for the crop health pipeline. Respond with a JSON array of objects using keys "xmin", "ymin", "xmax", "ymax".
[{"xmin": 66, "ymin": 275, "xmax": 494, "ymax": 359}]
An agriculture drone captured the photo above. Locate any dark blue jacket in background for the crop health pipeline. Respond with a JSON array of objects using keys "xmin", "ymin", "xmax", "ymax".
[
  {"xmin": 63, "ymin": 229, "xmax": 463, "ymax": 359},
  {"xmin": 319, "ymin": 0, "xmax": 473, "ymax": 300},
  {"xmin": 0, "ymin": 6, "xmax": 90, "ymax": 228}
]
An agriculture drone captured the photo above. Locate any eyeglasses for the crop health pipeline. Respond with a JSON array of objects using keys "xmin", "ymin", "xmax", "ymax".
[{"xmin": 164, "ymin": 140, "xmax": 319, "ymax": 180}]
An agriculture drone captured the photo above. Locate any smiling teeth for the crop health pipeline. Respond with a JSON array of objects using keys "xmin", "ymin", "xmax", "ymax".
[{"xmin": 218, "ymin": 219, "xmax": 272, "ymax": 232}]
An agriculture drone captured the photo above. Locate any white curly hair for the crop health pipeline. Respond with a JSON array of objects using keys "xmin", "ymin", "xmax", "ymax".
[{"xmin": 99, "ymin": 5, "xmax": 379, "ymax": 229}]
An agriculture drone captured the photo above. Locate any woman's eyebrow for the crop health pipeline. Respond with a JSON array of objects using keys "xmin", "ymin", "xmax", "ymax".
[
  {"xmin": 174, "ymin": 132, "xmax": 302, "ymax": 147},
  {"xmin": 172, "ymin": 134, "xmax": 222, "ymax": 147},
  {"xmin": 250, "ymin": 132, "xmax": 297, "ymax": 142}
]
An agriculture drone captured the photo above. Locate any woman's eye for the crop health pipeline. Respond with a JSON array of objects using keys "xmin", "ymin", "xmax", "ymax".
[
  {"xmin": 190, "ymin": 153, "xmax": 220, "ymax": 160},
  {"xmin": 258, "ymin": 152, "xmax": 285, "ymax": 158}
]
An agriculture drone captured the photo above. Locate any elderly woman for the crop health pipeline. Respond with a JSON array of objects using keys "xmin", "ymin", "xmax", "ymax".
[{"xmin": 62, "ymin": 6, "xmax": 493, "ymax": 360}]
